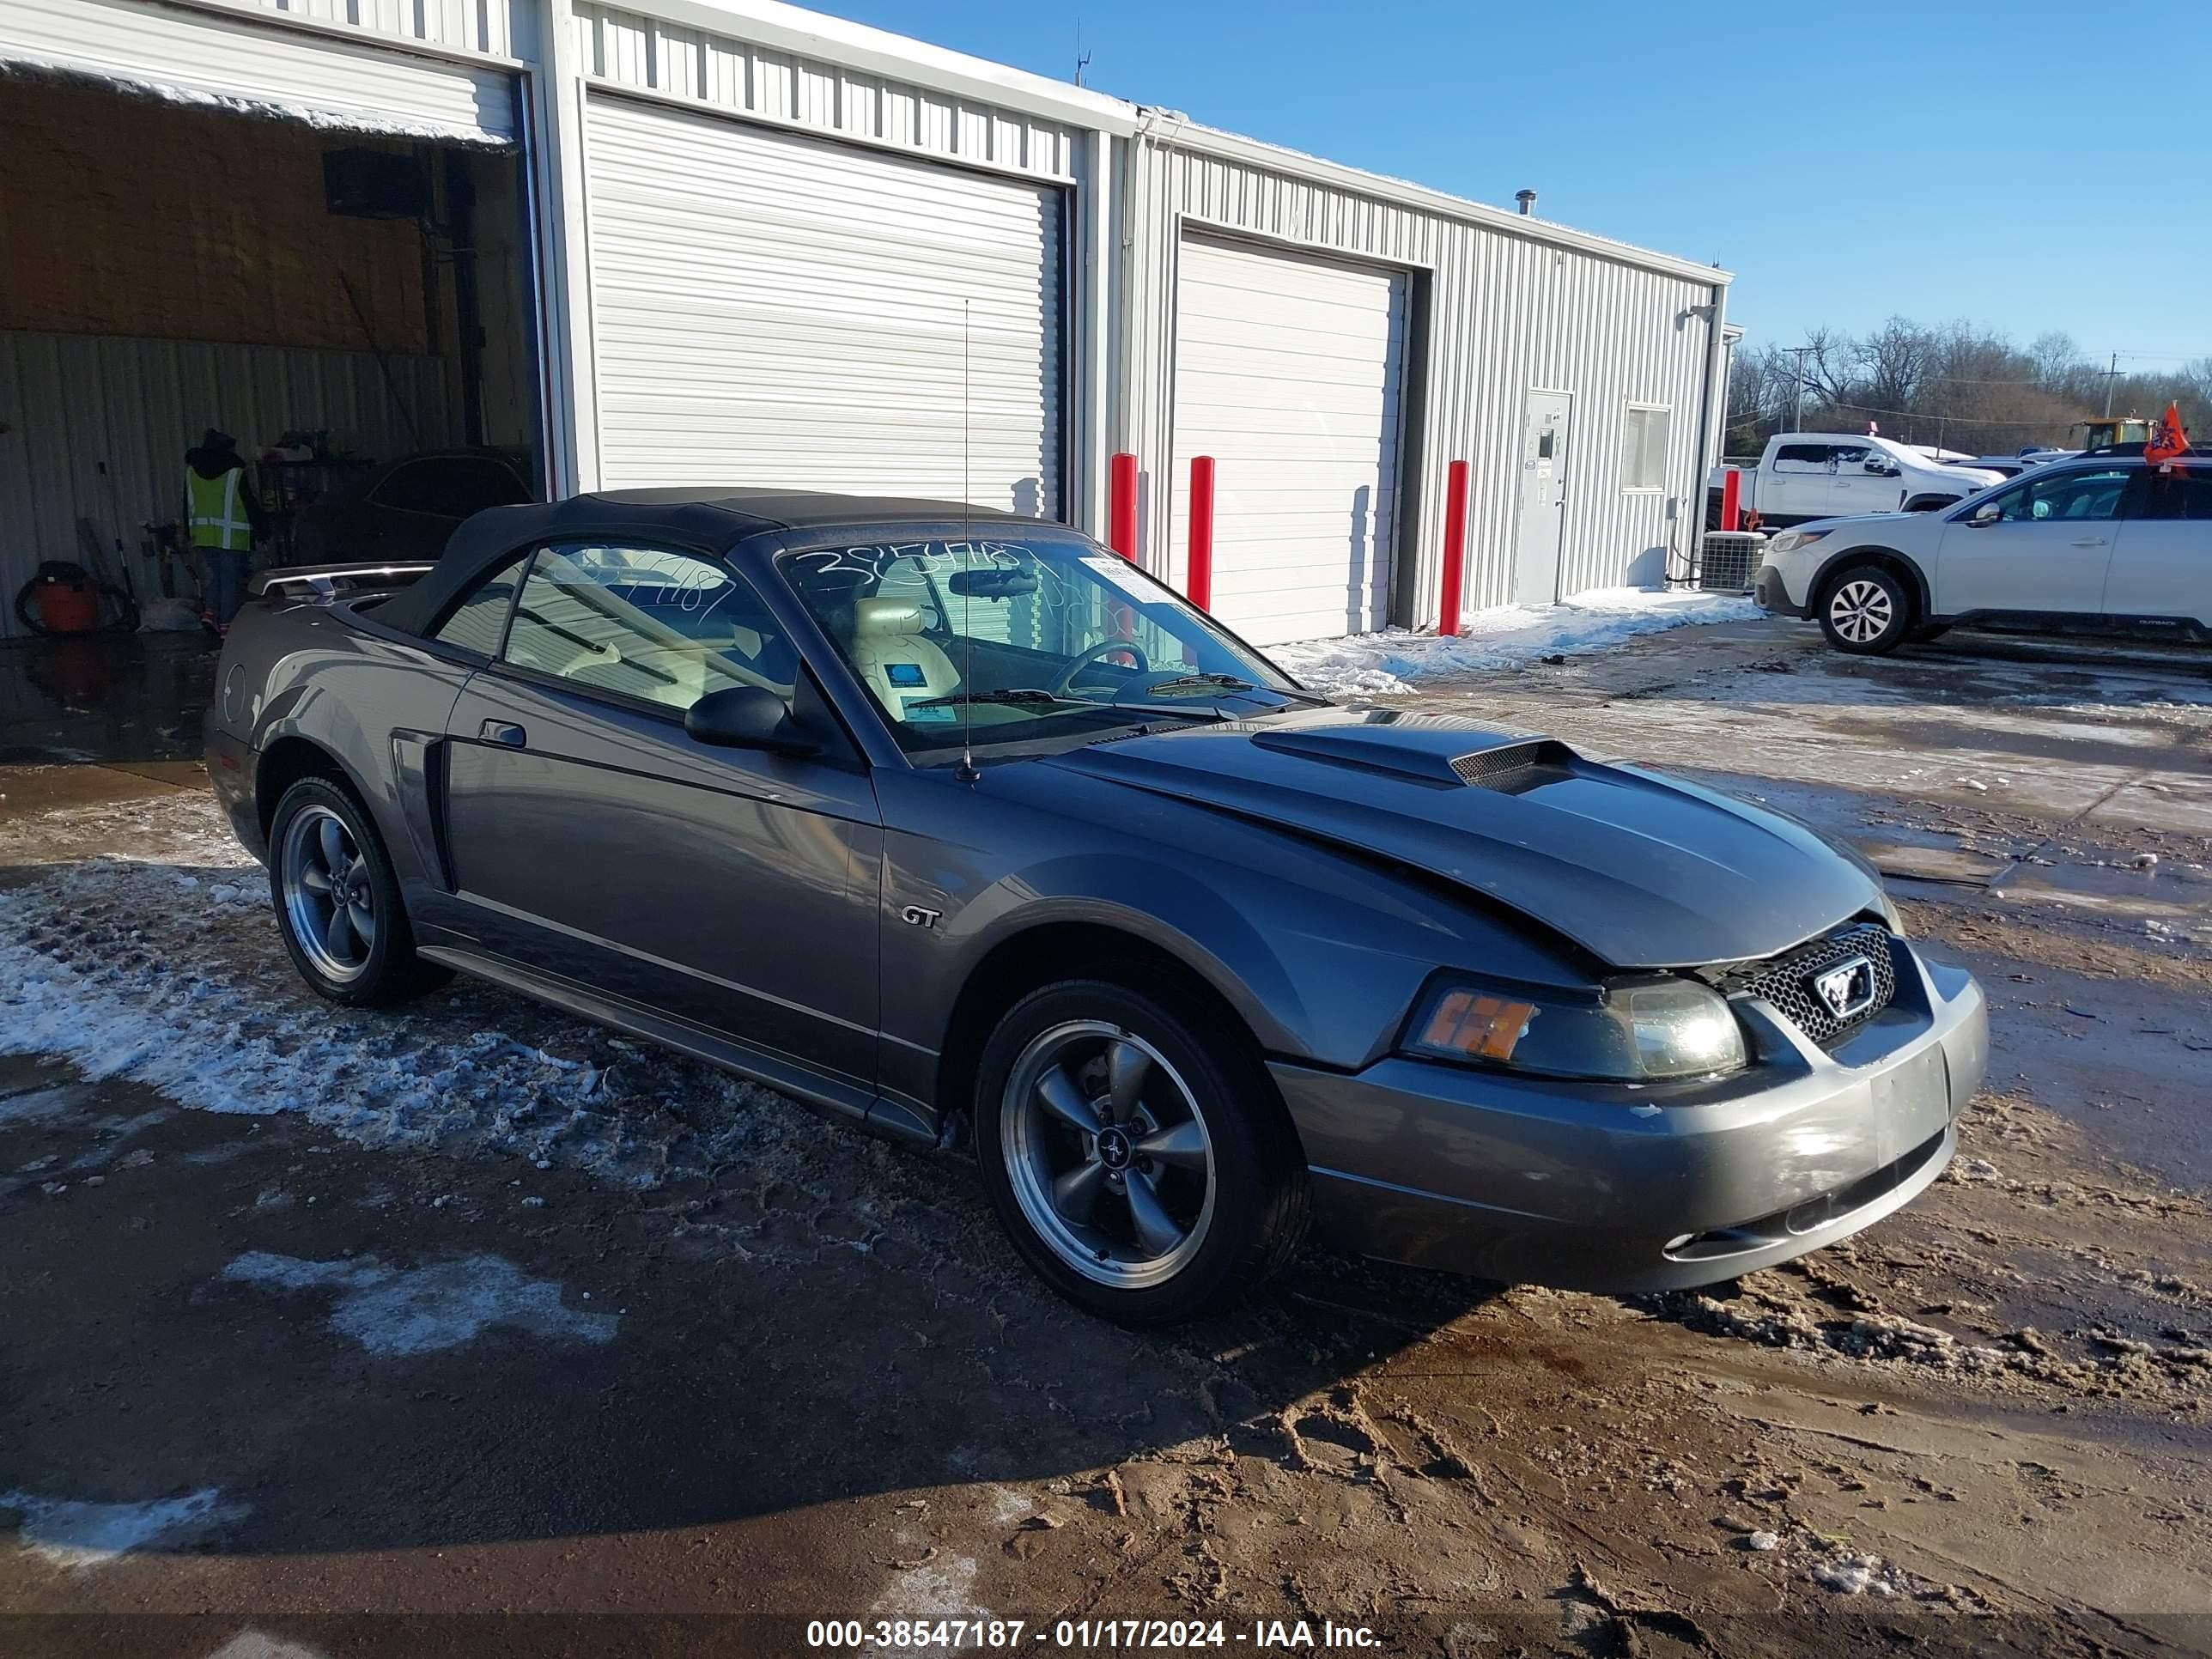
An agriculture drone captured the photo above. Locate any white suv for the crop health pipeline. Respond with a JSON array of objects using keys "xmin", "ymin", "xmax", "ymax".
[{"xmin": 1753, "ymin": 455, "xmax": 2212, "ymax": 654}]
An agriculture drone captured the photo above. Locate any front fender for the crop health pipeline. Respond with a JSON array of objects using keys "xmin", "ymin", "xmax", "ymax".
[
  {"xmin": 1807, "ymin": 543, "xmax": 1931, "ymax": 614},
  {"xmin": 869, "ymin": 763, "xmax": 1595, "ymax": 1118},
  {"xmin": 950, "ymin": 854, "xmax": 1314, "ymax": 1057}
]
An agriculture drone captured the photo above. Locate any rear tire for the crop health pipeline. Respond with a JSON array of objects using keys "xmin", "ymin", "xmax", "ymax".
[
  {"xmin": 973, "ymin": 979, "xmax": 1310, "ymax": 1325},
  {"xmin": 1818, "ymin": 565, "xmax": 1913, "ymax": 655},
  {"xmin": 268, "ymin": 776, "xmax": 449, "ymax": 1007}
]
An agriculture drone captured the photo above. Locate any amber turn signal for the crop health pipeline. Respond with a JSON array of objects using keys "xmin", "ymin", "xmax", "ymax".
[{"xmin": 1418, "ymin": 990, "xmax": 1536, "ymax": 1061}]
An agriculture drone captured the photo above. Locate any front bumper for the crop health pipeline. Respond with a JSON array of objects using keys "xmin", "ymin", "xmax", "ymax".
[
  {"xmin": 1272, "ymin": 939, "xmax": 1986, "ymax": 1293},
  {"xmin": 1754, "ymin": 562, "xmax": 1807, "ymax": 617}
]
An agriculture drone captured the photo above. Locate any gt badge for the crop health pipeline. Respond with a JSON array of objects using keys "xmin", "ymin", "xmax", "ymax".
[{"xmin": 900, "ymin": 904, "xmax": 942, "ymax": 929}]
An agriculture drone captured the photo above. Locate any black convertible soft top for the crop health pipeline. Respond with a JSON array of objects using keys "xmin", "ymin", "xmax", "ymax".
[{"xmin": 374, "ymin": 487, "xmax": 1042, "ymax": 637}]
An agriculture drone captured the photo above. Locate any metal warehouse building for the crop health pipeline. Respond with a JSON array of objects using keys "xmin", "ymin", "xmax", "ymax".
[{"xmin": 0, "ymin": 0, "xmax": 1731, "ymax": 648}]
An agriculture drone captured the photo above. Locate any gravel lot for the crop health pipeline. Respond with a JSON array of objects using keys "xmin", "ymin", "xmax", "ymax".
[{"xmin": 2, "ymin": 620, "xmax": 2209, "ymax": 1658}]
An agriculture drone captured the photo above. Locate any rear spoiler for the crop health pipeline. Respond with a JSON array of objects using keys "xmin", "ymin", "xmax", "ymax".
[{"xmin": 251, "ymin": 562, "xmax": 435, "ymax": 600}]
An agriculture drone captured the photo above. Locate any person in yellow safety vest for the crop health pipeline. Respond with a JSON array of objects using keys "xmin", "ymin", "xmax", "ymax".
[{"xmin": 184, "ymin": 428, "xmax": 265, "ymax": 632}]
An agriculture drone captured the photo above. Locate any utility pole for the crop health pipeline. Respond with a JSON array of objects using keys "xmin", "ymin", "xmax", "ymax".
[
  {"xmin": 1788, "ymin": 345, "xmax": 1813, "ymax": 433},
  {"xmin": 2100, "ymin": 351, "xmax": 2119, "ymax": 418}
]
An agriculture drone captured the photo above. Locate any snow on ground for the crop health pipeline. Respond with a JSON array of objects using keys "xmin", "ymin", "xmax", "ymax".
[
  {"xmin": 220, "ymin": 1251, "xmax": 619, "ymax": 1355},
  {"xmin": 0, "ymin": 1487, "xmax": 243, "ymax": 1571},
  {"xmin": 0, "ymin": 793, "xmax": 851, "ymax": 1195},
  {"xmin": 1270, "ymin": 587, "xmax": 1761, "ymax": 697}
]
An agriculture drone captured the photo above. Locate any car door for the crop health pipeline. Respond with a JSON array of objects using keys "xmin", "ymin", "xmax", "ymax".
[
  {"xmin": 439, "ymin": 540, "xmax": 883, "ymax": 1089},
  {"xmin": 1932, "ymin": 465, "xmax": 2131, "ymax": 618},
  {"xmin": 1767, "ymin": 442, "xmax": 1838, "ymax": 520},
  {"xmin": 1824, "ymin": 443, "xmax": 1897, "ymax": 518},
  {"xmin": 2106, "ymin": 468, "xmax": 2212, "ymax": 628}
]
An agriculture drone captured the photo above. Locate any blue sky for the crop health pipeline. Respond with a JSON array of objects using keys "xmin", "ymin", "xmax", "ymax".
[{"xmin": 812, "ymin": 0, "xmax": 2209, "ymax": 369}]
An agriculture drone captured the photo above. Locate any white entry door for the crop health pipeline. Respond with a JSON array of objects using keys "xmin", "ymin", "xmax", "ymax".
[
  {"xmin": 584, "ymin": 94, "xmax": 1064, "ymax": 515},
  {"xmin": 1169, "ymin": 236, "xmax": 1409, "ymax": 646},
  {"xmin": 1513, "ymin": 391, "xmax": 1573, "ymax": 605}
]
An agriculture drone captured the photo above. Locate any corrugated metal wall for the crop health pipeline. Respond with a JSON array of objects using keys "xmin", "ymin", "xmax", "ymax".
[
  {"xmin": 0, "ymin": 0, "xmax": 522, "ymax": 144},
  {"xmin": 570, "ymin": 3, "xmax": 1079, "ymax": 183},
  {"xmin": 1123, "ymin": 135, "xmax": 1724, "ymax": 627},
  {"xmin": 246, "ymin": 0, "xmax": 525, "ymax": 61},
  {"xmin": 0, "ymin": 329, "xmax": 450, "ymax": 636}
]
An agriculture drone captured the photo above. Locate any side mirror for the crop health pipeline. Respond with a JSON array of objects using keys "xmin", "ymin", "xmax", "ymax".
[
  {"xmin": 685, "ymin": 684, "xmax": 817, "ymax": 756},
  {"xmin": 1968, "ymin": 501, "xmax": 2002, "ymax": 526},
  {"xmin": 1863, "ymin": 457, "xmax": 1898, "ymax": 476}
]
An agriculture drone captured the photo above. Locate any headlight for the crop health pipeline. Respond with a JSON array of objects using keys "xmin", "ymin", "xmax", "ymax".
[
  {"xmin": 1876, "ymin": 889, "xmax": 1907, "ymax": 937},
  {"xmin": 1405, "ymin": 976, "xmax": 1747, "ymax": 1084},
  {"xmin": 1768, "ymin": 529, "xmax": 1829, "ymax": 555}
]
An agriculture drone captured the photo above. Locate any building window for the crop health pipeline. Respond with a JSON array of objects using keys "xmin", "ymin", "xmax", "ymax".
[{"xmin": 1622, "ymin": 404, "xmax": 1671, "ymax": 492}]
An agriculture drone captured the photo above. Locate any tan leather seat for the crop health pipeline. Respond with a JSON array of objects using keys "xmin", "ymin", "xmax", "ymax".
[{"xmin": 850, "ymin": 596, "xmax": 961, "ymax": 718}]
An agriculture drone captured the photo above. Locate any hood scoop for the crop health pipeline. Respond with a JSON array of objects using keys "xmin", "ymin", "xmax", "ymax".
[{"xmin": 1249, "ymin": 726, "xmax": 1574, "ymax": 791}]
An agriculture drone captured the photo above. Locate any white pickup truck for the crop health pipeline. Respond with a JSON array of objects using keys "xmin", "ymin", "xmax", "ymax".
[{"xmin": 1708, "ymin": 435, "xmax": 2003, "ymax": 529}]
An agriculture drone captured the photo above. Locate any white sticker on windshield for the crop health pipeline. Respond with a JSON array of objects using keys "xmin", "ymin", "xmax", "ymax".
[{"xmin": 1080, "ymin": 556, "xmax": 1159, "ymax": 601}]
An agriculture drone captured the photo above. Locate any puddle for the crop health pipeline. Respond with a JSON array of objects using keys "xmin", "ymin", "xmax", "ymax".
[{"xmin": 1929, "ymin": 944, "xmax": 2212, "ymax": 1190}]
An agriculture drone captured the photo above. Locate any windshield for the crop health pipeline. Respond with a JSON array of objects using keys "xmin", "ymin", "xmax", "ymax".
[{"xmin": 777, "ymin": 536, "xmax": 1303, "ymax": 759}]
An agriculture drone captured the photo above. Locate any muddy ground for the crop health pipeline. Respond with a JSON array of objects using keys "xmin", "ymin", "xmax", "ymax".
[{"xmin": 2, "ymin": 622, "xmax": 2209, "ymax": 1658}]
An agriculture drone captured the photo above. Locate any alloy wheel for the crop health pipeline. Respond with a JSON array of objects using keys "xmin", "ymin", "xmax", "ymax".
[
  {"xmin": 279, "ymin": 804, "xmax": 377, "ymax": 983},
  {"xmin": 1828, "ymin": 579, "xmax": 1894, "ymax": 644},
  {"xmin": 1001, "ymin": 1021, "xmax": 1217, "ymax": 1290}
]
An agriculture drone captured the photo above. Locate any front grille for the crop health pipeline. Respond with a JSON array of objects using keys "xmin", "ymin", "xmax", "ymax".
[{"xmin": 1711, "ymin": 923, "xmax": 1898, "ymax": 1048}]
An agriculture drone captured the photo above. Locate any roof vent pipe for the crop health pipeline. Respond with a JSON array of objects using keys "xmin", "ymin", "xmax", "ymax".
[{"xmin": 1515, "ymin": 188, "xmax": 1537, "ymax": 216}]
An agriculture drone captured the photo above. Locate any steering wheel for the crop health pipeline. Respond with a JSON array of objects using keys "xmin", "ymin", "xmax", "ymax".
[{"xmin": 1048, "ymin": 639, "xmax": 1151, "ymax": 697}]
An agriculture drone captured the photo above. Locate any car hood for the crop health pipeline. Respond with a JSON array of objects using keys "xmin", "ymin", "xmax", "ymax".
[
  {"xmin": 1783, "ymin": 510, "xmax": 1935, "ymax": 532},
  {"xmin": 1043, "ymin": 708, "xmax": 1878, "ymax": 969}
]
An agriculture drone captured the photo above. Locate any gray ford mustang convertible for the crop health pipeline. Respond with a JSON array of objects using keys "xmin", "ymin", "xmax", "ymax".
[{"xmin": 207, "ymin": 489, "xmax": 1987, "ymax": 1323}]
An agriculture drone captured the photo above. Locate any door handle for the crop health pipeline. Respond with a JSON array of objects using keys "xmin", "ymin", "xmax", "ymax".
[
  {"xmin": 479, "ymin": 720, "xmax": 526, "ymax": 747},
  {"xmin": 2069, "ymin": 537, "xmax": 2108, "ymax": 548}
]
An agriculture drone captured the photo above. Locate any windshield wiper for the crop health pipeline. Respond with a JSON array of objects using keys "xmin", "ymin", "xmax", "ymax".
[
  {"xmin": 1132, "ymin": 672, "xmax": 1255, "ymax": 695},
  {"xmin": 1157, "ymin": 672, "xmax": 1332, "ymax": 706},
  {"xmin": 907, "ymin": 687, "xmax": 1089, "ymax": 709}
]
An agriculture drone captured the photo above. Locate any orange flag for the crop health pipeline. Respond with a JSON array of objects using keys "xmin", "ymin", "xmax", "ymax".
[{"xmin": 2145, "ymin": 401, "xmax": 2190, "ymax": 463}]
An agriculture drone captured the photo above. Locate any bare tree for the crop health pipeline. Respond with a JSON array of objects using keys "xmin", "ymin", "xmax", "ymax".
[{"xmin": 1721, "ymin": 317, "xmax": 2205, "ymax": 455}]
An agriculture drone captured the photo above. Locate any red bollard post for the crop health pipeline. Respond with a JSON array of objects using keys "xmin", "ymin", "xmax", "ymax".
[
  {"xmin": 1187, "ymin": 455, "xmax": 1215, "ymax": 611},
  {"xmin": 1721, "ymin": 467, "xmax": 1741, "ymax": 532},
  {"xmin": 1438, "ymin": 459, "xmax": 1470, "ymax": 637},
  {"xmin": 1109, "ymin": 453, "xmax": 1139, "ymax": 561}
]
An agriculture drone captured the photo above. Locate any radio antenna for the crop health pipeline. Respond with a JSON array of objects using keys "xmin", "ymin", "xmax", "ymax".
[{"xmin": 957, "ymin": 298, "xmax": 980, "ymax": 784}]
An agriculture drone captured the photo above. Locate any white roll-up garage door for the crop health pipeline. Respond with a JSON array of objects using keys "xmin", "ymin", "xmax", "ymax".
[
  {"xmin": 0, "ymin": 0, "xmax": 518, "ymax": 145},
  {"xmin": 585, "ymin": 94, "xmax": 1065, "ymax": 516},
  {"xmin": 1169, "ymin": 236, "xmax": 1408, "ymax": 646}
]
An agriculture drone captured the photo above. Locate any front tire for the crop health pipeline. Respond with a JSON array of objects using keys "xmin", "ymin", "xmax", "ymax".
[
  {"xmin": 1819, "ymin": 565, "xmax": 1913, "ymax": 655},
  {"xmin": 973, "ymin": 980, "xmax": 1310, "ymax": 1325},
  {"xmin": 268, "ymin": 776, "xmax": 447, "ymax": 1007}
]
